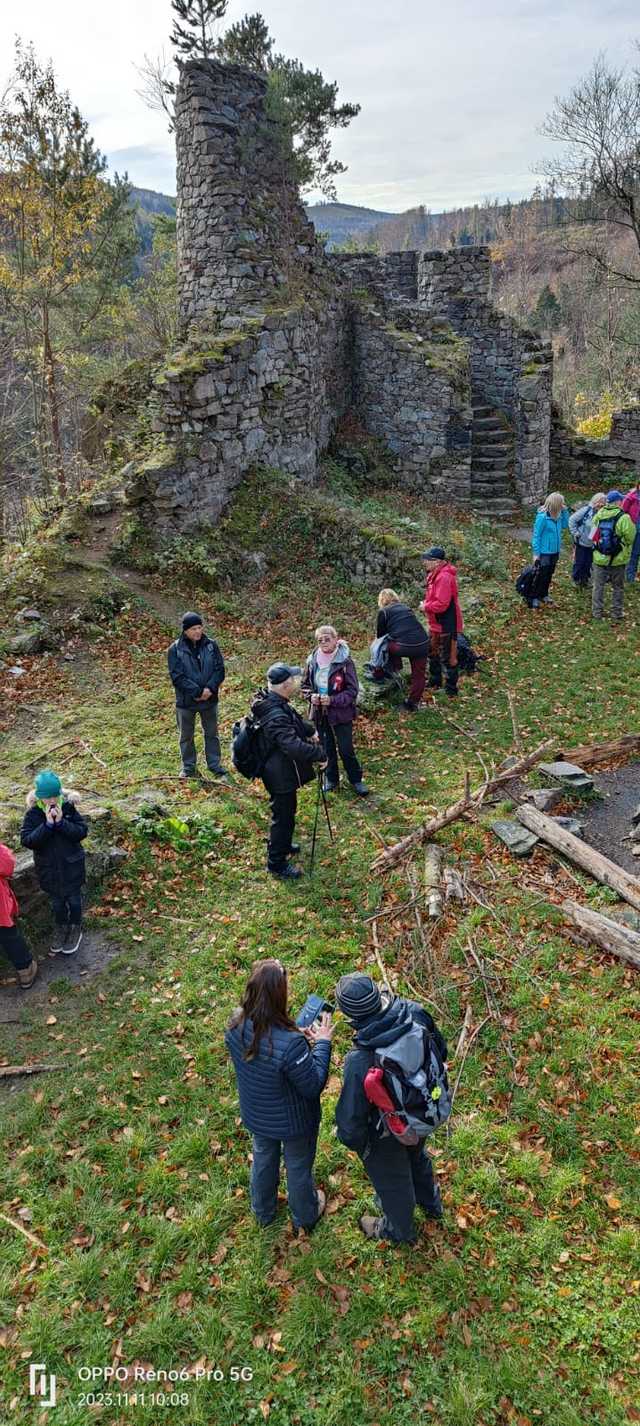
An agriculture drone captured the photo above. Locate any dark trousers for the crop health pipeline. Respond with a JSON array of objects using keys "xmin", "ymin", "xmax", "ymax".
[
  {"xmin": 0, "ymin": 924, "xmax": 32, "ymax": 971},
  {"xmin": 321, "ymin": 720, "xmax": 362, "ymax": 786},
  {"xmin": 429, "ymin": 632, "xmax": 459, "ymax": 693},
  {"xmin": 267, "ymin": 790, "xmax": 297, "ymax": 871},
  {"xmin": 536, "ymin": 552, "xmax": 559, "ymax": 599},
  {"xmin": 176, "ymin": 701, "xmax": 222, "ymax": 773},
  {"xmin": 388, "ymin": 642, "xmax": 427, "ymax": 704},
  {"xmin": 251, "ymin": 1131, "xmax": 320, "ymax": 1228},
  {"xmin": 50, "ymin": 893, "xmax": 82, "ymax": 927},
  {"xmin": 572, "ymin": 544, "xmax": 593, "ymax": 586},
  {"xmin": 362, "ymin": 1136, "xmax": 439, "ymax": 1242}
]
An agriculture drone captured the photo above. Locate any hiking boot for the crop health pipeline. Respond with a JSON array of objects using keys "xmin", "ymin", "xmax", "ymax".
[
  {"xmin": 359, "ymin": 1213, "xmax": 386, "ymax": 1240},
  {"xmin": 62, "ymin": 927, "xmax": 83, "ymax": 955},
  {"xmin": 49, "ymin": 925, "xmax": 70, "ymax": 956},
  {"xmin": 179, "ymin": 769, "xmax": 199, "ymax": 780},
  {"xmin": 351, "ymin": 781, "xmax": 370, "ymax": 797},
  {"xmin": 402, "ymin": 699, "xmax": 419, "ymax": 712},
  {"xmin": 323, "ymin": 778, "xmax": 339, "ymax": 793},
  {"xmin": 530, "ymin": 599, "xmax": 540, "ymax": 609},
  {"xmin": 269, "ymin": 863, "xmax": 303, "ymax": 881},
  {"xmin": 315, "ymin": 1188, "xmax": 327, "ymax": 1223},
  {"xmin": 207, "ymin": 766, "xmax": 228, "ymax": 777},
  {"xmin": 18, "ymin": 959, "xmax": 38, "ymax": 989},
  {"xmin": 422, "ymin": 1188, "xmax": 444, "ymax": 1221},
  {"xmin": 543, "ymin": 596, "xmax": 554, "ymax": 605}
]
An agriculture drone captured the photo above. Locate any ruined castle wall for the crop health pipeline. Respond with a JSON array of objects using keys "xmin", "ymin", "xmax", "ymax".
[
  {"xmin": 351, "ymin": 305, "xmax": 472, "ymax": 503},
  {"xmin": 330, "ymin": 252, "xmax": 418, "ymax": 302},
  {"xmin": 418, "ymin": 248, "xmax": 552, "ymax": 506},
  {"xmin": 135, "ymin": 60, "xmax": 351, "ymax": 529}
]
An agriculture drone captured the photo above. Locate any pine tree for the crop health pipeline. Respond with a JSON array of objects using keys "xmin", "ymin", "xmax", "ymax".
[{"xmin": 170, "ymin": 0, "xmax": 228, "ymax": 61}]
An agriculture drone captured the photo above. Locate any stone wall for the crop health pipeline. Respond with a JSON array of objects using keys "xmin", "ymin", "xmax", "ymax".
[
  {"xmin": 175, "ymin": 60, "xmax": 321, "ymax": 330},
  {"xmin": 132, "ymin": 62, "xmax": 553, "ymax": 532},
  {"xmin": 418, "ymin": 248, "xmax": 552, "ymax": 506},
  {"xmin": 350, "ymin": 303, "xmax": 472, "ymax": 502},
  {"xmin": 130, "ymin": 59, "xmax": 351, "ymax": 530},
  {"xmin": 550, "ymin": 403, "xmax": 639, "ymax": 488}
]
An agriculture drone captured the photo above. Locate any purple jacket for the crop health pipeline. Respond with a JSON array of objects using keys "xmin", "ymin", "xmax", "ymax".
[{"xmin": 301, "ymin": 641, "xmax": 359, "ymax": 725}]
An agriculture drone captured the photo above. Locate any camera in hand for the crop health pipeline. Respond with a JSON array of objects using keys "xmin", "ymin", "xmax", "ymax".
[{"xmin": 296, "ymin": 994, "xmax": 333, "ymax": 1029}]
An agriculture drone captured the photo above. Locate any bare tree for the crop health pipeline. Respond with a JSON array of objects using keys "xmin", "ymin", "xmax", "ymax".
[{"xmin": 539, "ymin": 51, "xmax": 640, "ymax": 286}]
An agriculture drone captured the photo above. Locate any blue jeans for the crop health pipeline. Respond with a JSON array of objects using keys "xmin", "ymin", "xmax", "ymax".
[
  {"xmin": 626, "ymin": 527, "xmax": 640, "ymax": 582},
  {"xmin": 251, "ymin": 1131, "xmax": 320, "ymax": 1228}
]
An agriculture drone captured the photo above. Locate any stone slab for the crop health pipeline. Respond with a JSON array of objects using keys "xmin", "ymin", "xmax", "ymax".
[
  {"xmin": 492, "ymin": 819, "xmax": 539, "ymax": 857},
  {"xmin": 521, "ymin": 787, "xmax": 563, "ymax": 812}
]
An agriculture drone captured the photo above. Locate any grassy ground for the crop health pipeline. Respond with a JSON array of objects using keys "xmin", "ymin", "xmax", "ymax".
[{"xmin": 0, "ymin": 491, "xmax": 639, "ymax": 1426}]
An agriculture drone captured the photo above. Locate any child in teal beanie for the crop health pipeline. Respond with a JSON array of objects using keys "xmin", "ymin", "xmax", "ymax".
[{"xmin": 20, "ymin": 769, "xmax": 88, "ymax": 956}]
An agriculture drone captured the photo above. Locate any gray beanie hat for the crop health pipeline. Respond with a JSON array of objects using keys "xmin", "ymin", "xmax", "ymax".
[{"xmin": 335, "ymin": 973, "xmax": 382, "ymax": 1022}]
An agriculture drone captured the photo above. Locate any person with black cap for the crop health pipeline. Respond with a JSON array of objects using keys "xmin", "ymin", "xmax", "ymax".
[
  {"xmin": 334, "ymin": 972, "xmax": 447, "ymax": 1242},
  {"xmin": 167, "ymin": 614, "xmax": 226, "ymax": 779},
  {"xmin": 250, "ymin": 663, "xmax": 327, "ymax": 880},
  {"xmin": 421, "ymin": 547, "xmax": 463, "ymax": 698}
]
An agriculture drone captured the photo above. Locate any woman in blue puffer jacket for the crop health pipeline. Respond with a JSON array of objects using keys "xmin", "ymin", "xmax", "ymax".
[
  {"xmin": 225, "ymin": 959, "xmax": 334, "ymax": 1231},
  {"xmin": 531, "ymin": 491, "xmax": 570, "ymax": 607}
]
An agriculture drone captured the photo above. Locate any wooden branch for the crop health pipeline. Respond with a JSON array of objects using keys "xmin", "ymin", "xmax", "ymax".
[
  {"xmin": 407, "ymin": 864, "xmax": 437, "ymax": 985},
  {"xmin": 0, "ymin": 1063, "xmax": 69, "ymax": 1079},
  {"xmin": 0, "ymin": 1212, "xmax": 48, "ymax": 1251},
  {"xmin": 562, "ymin": 899, "xmax": 640, "ymax": 970},
  {"xmin": 370, "ymin": 919, "xmax": 395, "ymax": 991},
  {"xmin": 372, "ymin": 739, "xmax": 555, "ymax": 872},
  {"xmin": 24, "ymin": 739, "xmax": 78, "ymax": 770},
  {"xmin": 560, "ymin": 733, "xmax": 640, "ymax": 770},
  {"xmin": 507, "ymin": 690, "xmax": 523, "ymax": 755},
  {"xmin": 455, "ymin": 1004, "xmax": 473, "ymax": 1058},
  {"xmin": 516, "ymin": 805, "xmax": 640, "ymax": 912}
]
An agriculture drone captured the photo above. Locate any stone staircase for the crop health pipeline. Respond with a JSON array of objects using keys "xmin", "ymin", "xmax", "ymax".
[{"xmin": 470, "ymin": 404, "xmax": 518, "ymax": 516}]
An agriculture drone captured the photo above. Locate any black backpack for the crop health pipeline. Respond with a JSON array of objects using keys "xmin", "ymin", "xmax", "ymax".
[
  {"xmin": 515, "ymin": 564, "xmax": 541, "ymax": 602},
  {"xmin": 594, "ymin": 511, "xmax": 623, "ymax": 562},
  {"xmin": 456, "ymin": 631, "xmax": 483, "ymax": 674},
  {"xmin": 231, "ymin": 710, "xmax": 277, "ymax": 780}
]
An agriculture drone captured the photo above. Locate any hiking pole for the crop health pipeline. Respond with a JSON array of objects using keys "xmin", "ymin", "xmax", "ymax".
[{"xmin": 309, "ymin": 768, "xmax": 323, "ymax": 875}]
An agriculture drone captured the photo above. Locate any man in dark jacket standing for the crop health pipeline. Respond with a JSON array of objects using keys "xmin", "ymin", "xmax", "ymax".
[
  {"xmin": 251, "ymin": 662, "xmax": 326, "ymax": 881},
  {"xmin": 335, "ymin": 973, "xmax": 446, "ymax": 1242},
  {"xmin": 168, "ymin": 613, "xmax": 226, "ymax": 779}
]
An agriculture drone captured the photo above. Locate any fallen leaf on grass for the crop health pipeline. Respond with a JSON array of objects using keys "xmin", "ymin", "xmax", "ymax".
[{"xmin": 605, "ymin": 1194, "xmax": 622, "ymax": 1210}]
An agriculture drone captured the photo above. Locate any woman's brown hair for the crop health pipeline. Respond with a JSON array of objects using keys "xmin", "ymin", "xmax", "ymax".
[{"xmin": 228, "ymin": 959, "xmax": 297, "ymax": 1059}]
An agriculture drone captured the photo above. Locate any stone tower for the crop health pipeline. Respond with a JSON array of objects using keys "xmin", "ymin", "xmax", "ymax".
[{"xmin": 175, "ymin": 59, "xmax": 321, "ymax": 331}]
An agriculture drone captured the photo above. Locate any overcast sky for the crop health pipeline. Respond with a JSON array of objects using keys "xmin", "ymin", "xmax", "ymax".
[{"xmin": 1, "ymin": 0, "xmax": 638, "ymax": 211}]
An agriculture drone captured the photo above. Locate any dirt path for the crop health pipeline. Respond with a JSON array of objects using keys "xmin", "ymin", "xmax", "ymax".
[
  {"xmin": 579, "ymin": 763, "xmax": 640, "ymax": 874},
  {"xmin": 0, "ymin": 928, "xmax": 122, "ymax": 1019}
]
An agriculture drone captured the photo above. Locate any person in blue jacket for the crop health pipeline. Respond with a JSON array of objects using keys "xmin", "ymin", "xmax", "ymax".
[
  {"xmin": 225, "ymin": 959, "xmax": 334, "ymax": 1231},
  {"xmin": 531, "ymin": 492, "xmax": 570, "ymax": 607}
]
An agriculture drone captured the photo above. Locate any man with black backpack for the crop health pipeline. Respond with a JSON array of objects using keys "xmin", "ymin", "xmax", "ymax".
[
  {"xmin": 590, "ymin": 491, "xmax": 636, "ymax": 623},
  {"xmin": 334, "ymin": 973, "xmax": 448, "ymax": 1242},
  {"xmin": 245, "ymin": 663, "xmax": 327, "ymax": 881}
]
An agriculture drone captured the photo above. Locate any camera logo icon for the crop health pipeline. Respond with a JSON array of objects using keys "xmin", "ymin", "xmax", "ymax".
[{"xmin": 29, "ymin": 1363, "xmax": 57, "ymax": 1408}]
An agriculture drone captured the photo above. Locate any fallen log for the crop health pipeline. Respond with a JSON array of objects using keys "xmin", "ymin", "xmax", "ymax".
[
  {"xmin": 562, "ymin": 899, "xmax": 640, "ymax": 970},
  {"xmin": 560, "ymin": 733, "xmax": 640, "ymax": 770},
  {"xmin": 0, "ymin": 1063, "xmax": 69, "ymax": 1080},
  {"xmin": 424, "ymin": 845, "xmax": 444, "ymax": 919},
  {"xmin": 444, "ymin": 867, "xmax": 466, "ymax": 902},
  {"xmin": 372, "ymin": 738, "xmax": 555, "ymax": 872},
  {"xmin": 516, "ymin": 804, "xmax": 640, "ymax": 912}
]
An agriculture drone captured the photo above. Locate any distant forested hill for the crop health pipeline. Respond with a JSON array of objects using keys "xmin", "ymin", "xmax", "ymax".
[
  {"xmin": 304, "ymin": 201, "xmax": 394, "ymax": 247},
  {"xmin": 129, "ymin": 187, "xmax": 176, "ymax": 256}
]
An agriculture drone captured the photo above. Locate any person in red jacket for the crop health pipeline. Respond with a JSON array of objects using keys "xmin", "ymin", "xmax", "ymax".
[
  {"xmin": 0, "ymin": 843, "xmax": 38, "ymax": 988},
  {"xmin": 421, "ymin": 546, "xmax": 464, "ymax": 698}
]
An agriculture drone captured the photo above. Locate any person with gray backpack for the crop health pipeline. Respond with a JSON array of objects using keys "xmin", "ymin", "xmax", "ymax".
[{"xmin": 334, "ymin": 973, "xmax": 448, "ymax": 1242}]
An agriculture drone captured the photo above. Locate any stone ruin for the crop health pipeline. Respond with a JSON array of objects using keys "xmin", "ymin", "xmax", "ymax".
[{"xmin": 128, "ymin": 58, "xmax": 553, "ymax": 530}]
